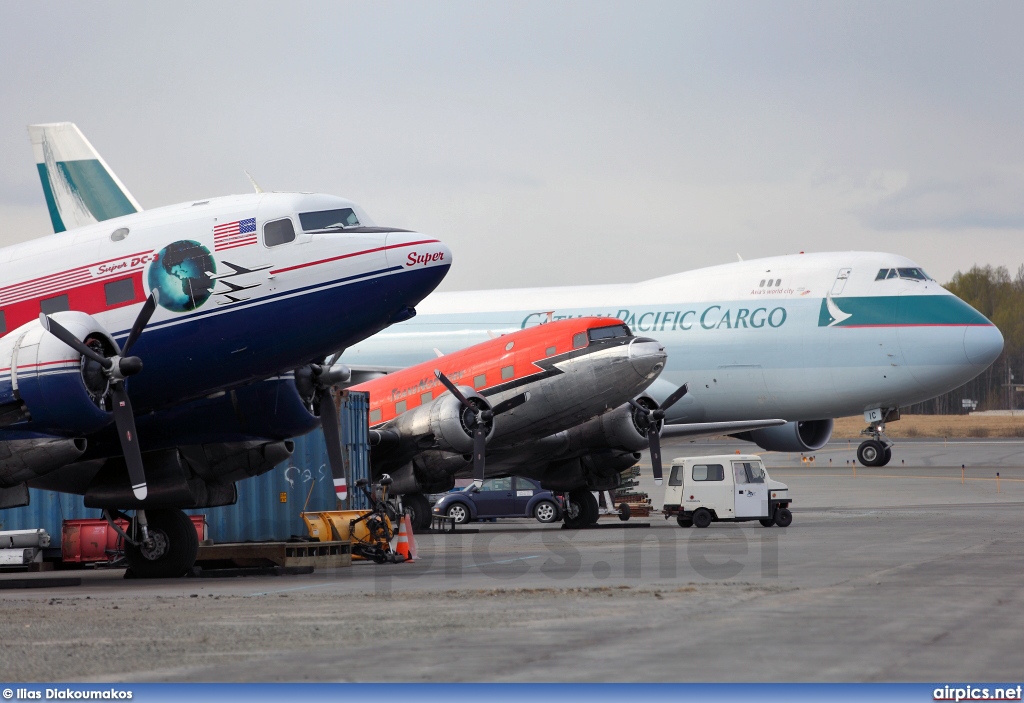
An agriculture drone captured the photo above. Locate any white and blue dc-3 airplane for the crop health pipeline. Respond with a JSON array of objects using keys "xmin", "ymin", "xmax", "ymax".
[
  {"xmin": 0, "ymin": 123, "xmax": 451, "ymax": 576},
  {"xmin": 25, "ymin": 123, "xmax": 1005, "ymax": 532}
]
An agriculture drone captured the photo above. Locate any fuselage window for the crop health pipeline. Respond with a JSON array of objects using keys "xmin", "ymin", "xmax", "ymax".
[
  {"xmin": 759, "ymin": 279, "xmax": 765, "ymax": 287},
  {"xmin": 0, "ymin": 310, "xmax": 6, "ymax": 334},
  {"xmin": 40, "ymin": 295, "xmax": 69, "ymax": 315},
  {"xmin": 501, "ymin": 365, "xmax": 514, "ymax": 380},
  {"xmin": 299, "ymin": 208, "xmax": 360, "ymax": 232},
  {"xmin": 474, "ymin": 374, "xmax": 487, "ymax": 388},
  {"xmin": 420, "ymin": 391, "xmax": 432, "ymax": 404},
  {"xmin": 587, "ymin": 324, "xmax": 631, "ymax": 342},
  {"xmin": 395, "ymin": 400, "xmax": 407, "ymax": 414},
  {"xmin": 572, "ymin": 332, "xmax": 588, "ymax": 349},
  {"xmin": 766, "ymin": 279, "xmax": 774, "ymax": 287},
  {"xmin": 369, "ymin": 408, "xmax": 382, "ymax": 424},
  {"xmin": 776, "ymin": 279, "xmax": 782, "ymax": 287},
  {"xmin": 875, "ymin": 269, "xmax": 890, "ymax": 281},
  {"xmin": 104, "ymin": 278, "xmax": 135, "ymax": 306},
  {"xmin": 545, "ymin": 346, "xmax": 557, "ymax": 357},
  {"xmin": 263, "ymin": 218, "xmax": 296, "ymax": 247}
]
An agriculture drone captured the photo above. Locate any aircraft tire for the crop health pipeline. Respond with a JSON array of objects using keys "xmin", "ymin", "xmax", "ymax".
[
  {"xmin": 882, "ymin": 447, "xmax": 892, "ymax": 466},
  {"xmin": 404, "ymin": 493, "xmax": 431, "ymax": 530},
  {"xmin": 857, "ymin": 439, "xmax": 887, "ymax": 467},
  {"xmin": 563, "ymin": 489, "xmax": 598, "ymax": 528},
  {"xmin": 124, "ymin": 509, "xmax": 198, "ymax": 579}
]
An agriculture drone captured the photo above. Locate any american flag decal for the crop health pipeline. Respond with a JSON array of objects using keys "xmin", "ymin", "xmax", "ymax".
[{"xmin": 214, "ymin": 217, "xmax": 258, "ymax": 251}]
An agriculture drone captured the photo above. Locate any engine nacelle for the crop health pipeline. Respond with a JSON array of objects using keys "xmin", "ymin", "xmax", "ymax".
[
  {"xmin": 386, "ymin": 387, "xmax": 496, "ymax": 456},
  {"xmin": 0, "ymin": 313, "xmax": 119, "ymax": 437},
  {"xmin": 734, "ymin": 419, "xmax": 833, "ymax": 453},
  {"xmin": 562, "ymin": 399, "xmax": 658, "ymax": 454},
  {"xmin": 0, "ymin": 437, "xmax": 88, "ymax": 488}
]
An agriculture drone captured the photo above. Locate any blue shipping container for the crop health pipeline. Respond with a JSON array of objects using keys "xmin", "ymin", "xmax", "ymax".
[{"xmin": 0, "ymin": 391, "xmax": 370, "ymax": 546}]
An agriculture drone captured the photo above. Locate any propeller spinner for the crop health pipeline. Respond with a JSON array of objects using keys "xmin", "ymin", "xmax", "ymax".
[{"xmin": 628, "ymin": 383, "xmax": 689, "ymax": 485}]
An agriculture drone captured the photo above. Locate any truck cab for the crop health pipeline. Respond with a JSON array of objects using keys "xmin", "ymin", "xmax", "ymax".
[{"xmin": 661, "ymin": 454, "xmax": 792, "ymax": 528}]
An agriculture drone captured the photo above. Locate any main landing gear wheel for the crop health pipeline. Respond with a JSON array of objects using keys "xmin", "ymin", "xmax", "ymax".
[
  {"xmin": 563, "ymin": 489, "xmax": 599, "ymax": 528},
  {"xmin": 124, "ymin": 509, "xmax": 198, "ymax": 579},
  {"xmin": 404, "ymin": 493, "xmax": 431, "ymax": 530},
  {"xmin": 857, "ymin": 439, "xmax": 890, "ymax": 467}
]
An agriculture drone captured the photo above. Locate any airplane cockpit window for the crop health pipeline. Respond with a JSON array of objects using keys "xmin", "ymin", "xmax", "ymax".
[
  {"xmin": 876, "ymin": 269, "xmax": 889, "ymax": 280},
  {"xmin": 886, "ymin": 269, "xmax": 899, "ymax": 280},
  {"xmin": 572, "ymin": 332, "xmax": 588, "ymax": 349},
  {"xmin": 264, "ymin": 218, "xmax": 296, "ymax": 247},
  {"xmin": 897, "ymin": 267, "xmax": 930, "ymax": 281},
  {"xmin": 587, "ymin": 324, "xmax": 632, "ymax": 342},
  {"xmin": 299, "ymin": 208, "xmax": 361, "ymax": 232}
]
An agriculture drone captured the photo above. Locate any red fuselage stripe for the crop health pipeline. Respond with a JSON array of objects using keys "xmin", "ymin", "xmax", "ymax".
[{"xmin": 269, "ymin": 239, "xmax": 441, "ymax": 275}]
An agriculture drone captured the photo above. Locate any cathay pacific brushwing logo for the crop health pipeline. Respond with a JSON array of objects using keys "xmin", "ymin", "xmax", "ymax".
[{"xmin": 818, "ymin": 293, "xmax": 853, "ymax": 327}]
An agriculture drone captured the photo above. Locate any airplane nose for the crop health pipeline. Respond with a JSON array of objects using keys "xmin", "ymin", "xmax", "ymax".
[
  {"xmin": 964, "ymin": 324, "xmax": 1003, "ymax": 367},
  {"xmin": 628, "ymin": 337, "xmax": 667, "ymax": 379}
]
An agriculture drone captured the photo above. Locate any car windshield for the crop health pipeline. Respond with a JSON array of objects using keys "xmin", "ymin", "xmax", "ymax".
[{"xmin": 299, "ymin": 208, "xmax": 360, "ymax": 231}]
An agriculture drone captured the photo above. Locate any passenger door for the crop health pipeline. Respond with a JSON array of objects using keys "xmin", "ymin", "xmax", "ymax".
[
  {"xmin": 513, "ymin": 477, "xmax": 538, "ymax": 515},
  {"xmin": 474, "ymin": 477, "xmax": 515, "ymax": 517},
  {"xmin": 733, "ymin": 461, "xmax": 768, "ymax": 518}
]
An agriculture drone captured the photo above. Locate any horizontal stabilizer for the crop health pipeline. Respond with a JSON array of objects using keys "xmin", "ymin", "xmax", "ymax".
[
  {"xmin": 660, "ymin": 419, "xmax": 787, "ymax": 440},
  {"xmin": 28, "ymin": 122, "xmax": 141, "ymax": 233}
]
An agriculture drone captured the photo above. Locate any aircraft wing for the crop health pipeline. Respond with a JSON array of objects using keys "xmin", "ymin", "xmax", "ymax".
[{"xmin": 660, "ymin": 418, "xmax": 787, "ymax": 440}]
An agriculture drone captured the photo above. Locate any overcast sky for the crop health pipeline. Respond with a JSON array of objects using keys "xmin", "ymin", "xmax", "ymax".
[{"xmin": 1, "ymin": 2, "xmax": 1022, "ymax": 290}]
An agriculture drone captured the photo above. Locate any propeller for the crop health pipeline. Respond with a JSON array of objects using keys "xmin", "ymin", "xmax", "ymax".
[
  {"xmin": 433, "ymin": 369, "xmax": 529, "ymax": 488},
  {"xmin": 296, "ymin": 361, "xmax": 352, "ymax": 503},
  {"xmin": 628, "ymin": 383, "xmax": 689, "ymax": 486},
  {"xmin": 39, "ymin": 291, "xmax": 159, "ymax": 501}
]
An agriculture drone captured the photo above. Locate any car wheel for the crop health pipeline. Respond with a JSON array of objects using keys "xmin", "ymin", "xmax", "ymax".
[
  {"xmin": 446, "ymin": 503, "xmax": 471, "ymax": 525},
  {"xmin": 692, "ymin": 508, "xmax": 712, "ymax": 529},
  {"xmin": 774, "ymin": 507, "xmax": 793, "ymax": 527},
  {"xmin": 759, "ymin": 518, "xmax": 775, "ymax": 527},
  {"xmin": 676, "ymin": 514, "xmax": 693, "ymax": 528},
  {"xmin": 533, "ymin": 500, "xmax": 559, "ymax": 524}
]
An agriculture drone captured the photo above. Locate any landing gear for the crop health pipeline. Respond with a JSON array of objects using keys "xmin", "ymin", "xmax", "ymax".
[
  {"xmin": 123, "ymin": 509, "xmax": 198, "ymax": 579},
  {"xmin": 858, "ymin": 414, "xmax": 894, "ymax": 467},
  {"xmin": 562, "ymin": 488, "xmax": 599, "ymax": 528},
  {"xmin": 403, "ymin": 492, "xmax": 431, "ymax": 530}
]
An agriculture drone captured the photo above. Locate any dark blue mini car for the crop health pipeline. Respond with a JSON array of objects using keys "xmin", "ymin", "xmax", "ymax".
[{"xmin": 432, "ymin": 477, "xmax": 562, "ymax": 524}]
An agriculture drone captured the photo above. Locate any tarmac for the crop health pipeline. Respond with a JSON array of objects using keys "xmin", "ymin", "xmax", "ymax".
[{"xmin": 1, "ymin": 437, "xmax": 1023, "ymax": 682}]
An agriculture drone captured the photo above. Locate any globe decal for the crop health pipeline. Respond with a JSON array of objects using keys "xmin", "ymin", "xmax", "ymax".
[{"xmin": 147, "ymin": 240, "xmax": 216, "ymax": 312}]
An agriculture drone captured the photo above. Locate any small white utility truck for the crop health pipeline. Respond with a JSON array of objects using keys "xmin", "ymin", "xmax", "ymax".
[{"xmin": 661, "ymin": 455, "xmax": 792, "ymax": 528}]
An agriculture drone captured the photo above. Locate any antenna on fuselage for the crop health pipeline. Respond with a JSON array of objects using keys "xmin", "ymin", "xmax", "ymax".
[{"xmin": 244, "ymin": 170, "xmax": 264, "ymax": 194}]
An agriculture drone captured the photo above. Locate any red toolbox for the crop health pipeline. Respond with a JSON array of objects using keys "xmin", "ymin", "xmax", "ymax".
[{"xmin": 62, "ymin": 515, "xmax": 207, "ymax": 564}]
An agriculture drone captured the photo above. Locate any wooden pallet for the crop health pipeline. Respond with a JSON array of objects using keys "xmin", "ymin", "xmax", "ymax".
[{"xmin": 196, "ymin": 541, "xmax": 351, "ymax": 569}]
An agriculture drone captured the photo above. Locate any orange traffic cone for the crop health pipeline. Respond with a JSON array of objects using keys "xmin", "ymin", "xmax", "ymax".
[
  {"xmin": 405, "ymin": 514, "xmax": 418, "ymax": 562},
  {"xmin": 394, "ymin": 515, "xmax": 412, "ymax": 561}
]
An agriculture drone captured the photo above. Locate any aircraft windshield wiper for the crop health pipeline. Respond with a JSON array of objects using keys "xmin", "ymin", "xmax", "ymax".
[{"xmin": 309, "ymin": 222, "xmax": 350, "ymax": 233}]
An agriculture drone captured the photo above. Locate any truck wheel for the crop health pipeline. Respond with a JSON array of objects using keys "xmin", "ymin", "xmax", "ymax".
[
  {"xmin": 774, "ymin": 508, "xmax": 793, "ymax": 527},
  {"xmin": 759, "ymin": 518, "xmax": 775, "ymax": 527},
  {"xmin": 676, "ymin": 514, "xmax": 693, "ymax": 528},
  {"xmin": 124, "ymin": 510, "xmax": 198, "ymax": 579},
  {"xmin": 617, "ymin": 503, "xmax": 631, "ymax": 522},
  {"xmin": 533, "ymin": 500, "xmax": 559, "ymax": 524},
  {"xmin": 404, "ymin": 493, "xmax": 431, "ymax": 530},
  {"xmin": 692, "ymin": 508, "xmax": 712, "ymax": 529}
]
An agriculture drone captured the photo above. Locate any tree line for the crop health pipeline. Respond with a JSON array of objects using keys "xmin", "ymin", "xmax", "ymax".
[{"xmin": 904, "ymin": 264, "xmax": 1024, "ymax": 414}]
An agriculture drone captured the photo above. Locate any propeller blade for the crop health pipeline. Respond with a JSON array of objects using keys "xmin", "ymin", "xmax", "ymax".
[
  {"xmin": 648, "ymin": 425, "xmax": 664, "ymax": 485},
  {"xmin": 656, "ymin": 383, "xmax": 689, "ymax": 416},
  {"xmin": 121, "ymin": 291, "xmax": 159, "ymax": 356},
  {"xmin": 318, "ymin": 388, "xmax": 348, "ymax": 502},
  {"xmin": 434, "ymin": 369, "xmax": 472, "ymax": 409},
  {"xmin": 471, "ymin": 425, "xmax": 487, "ymax": 489},
  {"xmin": 110, "ymin": 382, "xmax": 146, "ymax": 500},
  {"xmin": 491, "ymin": 391, "xmax": 529, "ymax": 416},
  {"xmin": 39, "ymin": 314, "xmax": 112, "ymax": 368}
]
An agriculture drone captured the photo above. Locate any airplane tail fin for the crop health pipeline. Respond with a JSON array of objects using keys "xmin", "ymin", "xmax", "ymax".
[{"xmin": 28, "ymin": 122, "xmax": 142, "ymax": 233}]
